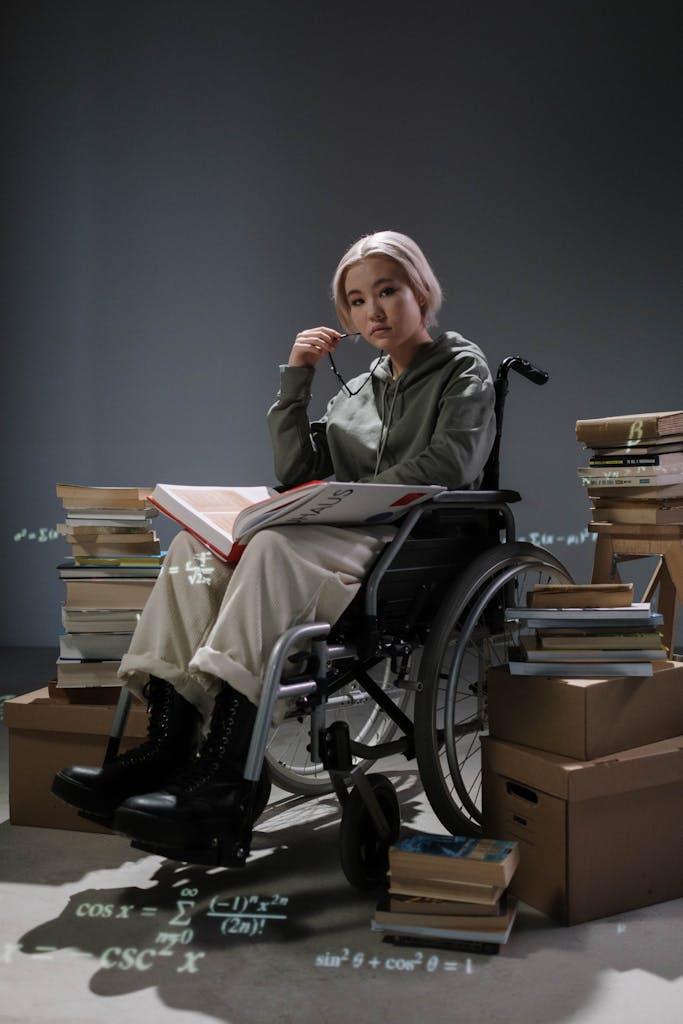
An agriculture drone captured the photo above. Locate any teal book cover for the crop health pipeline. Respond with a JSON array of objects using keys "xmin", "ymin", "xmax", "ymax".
[{"xmin": 392, "ymin": 834, "xmax": 517, "ymax": 863}]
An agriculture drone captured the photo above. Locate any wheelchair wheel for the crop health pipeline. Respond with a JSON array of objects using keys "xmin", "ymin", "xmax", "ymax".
[
  {"xmin": 415, "ymin": 542, "xmax": 572, "ymax": 836},
  {"xmin": 266, "ymin": 659, "xmax": 411, "ymax": 796},
  {"xmin": 339, "ymin": 774, "xmax": 400, "ymax": 890}
]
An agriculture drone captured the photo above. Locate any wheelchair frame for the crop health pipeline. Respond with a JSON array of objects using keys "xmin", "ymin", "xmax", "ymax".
[{"xmin": 101, "ymin": 356, "xmax": 573, "ymax": 886}]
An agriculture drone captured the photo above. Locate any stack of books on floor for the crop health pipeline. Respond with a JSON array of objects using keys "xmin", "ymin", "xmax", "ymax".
[
  {"xmin": 576, "ymin": 410, "xmax": 683, "ymax": 525},
  {"xmin": 55, "ymin": 483, "xmax": 162, "ymax": 692},
  {"xmin": 371, "ymin": 833, "xmax": 519, "ymax": 954},
  {"xmin": 506, "ymin": 583, "xmax": 666, "ymax": 677}
]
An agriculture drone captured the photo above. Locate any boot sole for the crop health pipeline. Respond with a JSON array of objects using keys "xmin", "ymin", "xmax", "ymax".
[
  {"xmin": 114, "ymin": 773, "xmax": 272, "ymax": 849},
  {"xmin": 51, "ymin": 771, "xmax": 118, "ymax": 824}
]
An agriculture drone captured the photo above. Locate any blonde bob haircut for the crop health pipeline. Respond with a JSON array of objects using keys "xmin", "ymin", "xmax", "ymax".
[{"xmin": 332, "ymin": 230, "xmax": 443, "ymax": 331}]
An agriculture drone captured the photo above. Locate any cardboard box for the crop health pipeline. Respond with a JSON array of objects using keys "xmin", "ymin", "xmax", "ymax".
[
  {"xmin": 487, "ymin": 659, "xmax": 683, "ymax": 760},
  {"xmin": 482, "ymin": 734, "xmax": 683, "ymax": 924},
  {"xmin": 4, "ymin": 687, "xmax": 147, "ymax": 833}
]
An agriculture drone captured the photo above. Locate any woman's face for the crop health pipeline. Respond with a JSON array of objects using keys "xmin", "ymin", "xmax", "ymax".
[{"xmin": 344, "ymin": 256, "xmax": 430, "ymax": 358}]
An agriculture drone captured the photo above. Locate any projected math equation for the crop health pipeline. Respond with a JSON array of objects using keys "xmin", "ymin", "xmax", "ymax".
[
  {"xmin": 13, "ymin": 527, "xmax": 60, "ymax": 542},
  {"xmin": 12, "ymin": 890, "xmax": 291, "ymax": 976},
  {"xmin": 518, "ymin": 528, "xmax": 596, "ymax": 548},
  {"xmin": 314, "ymin": 947, "xmax": 478, "ymax": 974}
]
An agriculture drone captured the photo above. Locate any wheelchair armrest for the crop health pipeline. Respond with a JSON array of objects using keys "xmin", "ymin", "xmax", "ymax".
[{"xmin": 433, "ymin": 489, "xmax": 521, "ymax": 505}]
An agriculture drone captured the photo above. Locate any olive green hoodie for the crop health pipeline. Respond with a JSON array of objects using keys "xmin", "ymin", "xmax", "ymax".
[{"xmin": 268, "ymin": 331, "xmax": 496, "ymax": 490}]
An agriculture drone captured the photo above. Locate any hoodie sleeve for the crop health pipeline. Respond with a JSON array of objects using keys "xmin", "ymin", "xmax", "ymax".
[
  {"xmin": 364, "ymin": 358, "xmax": 497, "ymax": 489},
  {"xmin": 267, "ymin": 365, "xmax": 335, "ymax": 487}
]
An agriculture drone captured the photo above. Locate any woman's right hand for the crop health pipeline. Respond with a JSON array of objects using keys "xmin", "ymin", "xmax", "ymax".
[{"xmin": 288, "ymin": 327, "xmax": 342, "ymax": 368}]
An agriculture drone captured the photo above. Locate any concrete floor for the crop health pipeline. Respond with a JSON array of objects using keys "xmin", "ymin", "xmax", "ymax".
[{"xmin": 1, "ymin": 648, "xmax": 681, "ymax": 1024}]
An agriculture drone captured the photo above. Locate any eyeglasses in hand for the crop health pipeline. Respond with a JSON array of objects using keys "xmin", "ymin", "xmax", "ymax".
[{"xmin": 328, "ymin": 333, "xmax": 381, "ymax": 397}]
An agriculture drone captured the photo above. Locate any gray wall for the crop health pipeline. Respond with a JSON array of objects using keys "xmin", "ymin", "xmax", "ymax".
[{"xmin": 2, "ymin": 0, "xmax": 681, "ymax": 645}]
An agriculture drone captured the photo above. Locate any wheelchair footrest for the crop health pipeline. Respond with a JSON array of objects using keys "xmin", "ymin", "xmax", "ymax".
[{"xmin": 129, "ymin": 834, "xmax": 251, "ymax": 869}]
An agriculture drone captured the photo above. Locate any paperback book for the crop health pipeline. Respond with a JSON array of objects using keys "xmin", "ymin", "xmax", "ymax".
[
  {"xmin": 372, "ymin": 897, "xmax": 518, "ymax": 946},
  {"xmin": 56, "ymin": 483, "xmax": 154, "ymax": 507},
  {"xmin": 505, "ymin": 603, "xmax": 663, "ymax": 628},
  {"xmin": 59, "ymin": 632, "xmax": 133, "ymax": 661},
  {"xmin": 527, "ymin": 583, "xmax": 633, "ymax": 609},
  {"xmin": 589, "ymin": 501, "xmax": 683, "ymax": 525},
  {"xmin": 579, "ymin": 470, "xmax": 683, "ymax": 489},
  {"xmin": 508, "ymin": 659, "xmax": 654, "ymax": 677},
  {"xmin": 519, "ymin": 637, "xmax": 666, "ymax": 662},
  {"xmin": 387, "ymin": 892, "xmax": 505, "ymax": 918},
  {"xmin": 387, "ymin": 877, "xmax": 504, "ymax": 906},
  {"xmin": 388, "ymin": 834, "xmax": 519, "ymax": 889},
  {"xmin": 534, "ymin": 630, "xmax": 665, "ymax": 651},
  {"xmin": 63, "ymin": 578, "xmax": 156, "ymax": 610},
  {"xmin": 56, "ymin": 659, "xmax": 122, "ymax": 687}
]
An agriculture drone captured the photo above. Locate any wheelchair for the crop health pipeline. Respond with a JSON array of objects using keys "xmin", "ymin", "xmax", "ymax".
[{"xmin": 102, "ymin": 356, "xmax": 573, "ymax": 888}]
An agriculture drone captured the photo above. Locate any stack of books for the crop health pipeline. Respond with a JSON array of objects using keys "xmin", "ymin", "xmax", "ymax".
[
  {"xmin": 506, "ymin": 584, "xmax": 666, "ymax": 677},
  {"xmin": 55, "ymin": 484, "xmax": 162, "ymax": 689},
  {"xmin": 371, "ymin": 833, "xmax": 519, "ymax": 954},
  {"xmin": 575, "ymin": 411, "xmax": 683, "ymax": 525}
]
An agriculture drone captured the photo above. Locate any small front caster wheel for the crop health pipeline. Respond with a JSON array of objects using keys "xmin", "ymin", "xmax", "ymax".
[{"xmin": 339, "ymin": 773, "xmax": 400, "ymax": 890}]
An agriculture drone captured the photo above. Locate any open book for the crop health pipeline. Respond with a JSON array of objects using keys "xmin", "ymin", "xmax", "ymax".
[{"xmin": 149, "ymin": 481, "xmax": 445, "ymax": 562}]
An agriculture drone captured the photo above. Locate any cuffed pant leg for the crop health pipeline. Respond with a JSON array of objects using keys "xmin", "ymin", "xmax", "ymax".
[
  {"xmin": 118, "ymin": 530, "xmax": 235, "ymax": 721},
  {"xmin": 189, "ymin": 523, "xmax": 395, "ymax": 706}
]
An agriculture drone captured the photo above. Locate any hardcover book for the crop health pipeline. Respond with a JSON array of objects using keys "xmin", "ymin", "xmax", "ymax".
[
  {"xmin": 149, "ymin": 481, "xmax": 444, "ymax": 563},
  {"xmin": 575, "ymin": 411, "xmax": 683, "ymax": 445}
]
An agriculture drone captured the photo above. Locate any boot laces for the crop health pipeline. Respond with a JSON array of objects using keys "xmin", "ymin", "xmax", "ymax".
[
  {"xmin": 166, "ymin": 696, "xmax": 240, "ymax": 794},
  {"xmin": 111, "ymin": 679, "xmax": 174, "ymax": 768}
]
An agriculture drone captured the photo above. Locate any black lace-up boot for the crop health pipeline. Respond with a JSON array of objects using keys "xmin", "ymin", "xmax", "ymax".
[
  {"xmin": 113, "ymin": 682, "xmax": 270, "ymax": 849},
  {"xmin": 51, "ymin": 677, "xmax": 202, "ymax": 826}
]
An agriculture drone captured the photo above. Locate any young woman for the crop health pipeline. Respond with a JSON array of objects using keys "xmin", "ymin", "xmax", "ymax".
[{"xmin": 52, "ymin": 230, "xmax": 496, "ymax": 852}]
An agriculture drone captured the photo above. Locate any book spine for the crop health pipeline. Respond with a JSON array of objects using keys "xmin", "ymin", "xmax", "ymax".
[
  {"xmin": 580, "ymin": 474, "xmax": 683, "ymax": 488},
  {"xmin": 589, "ymin": 455, "xmax": 659, "ymax": 467},
  {"xmin": 576, "ymin": 415, "xmax": 664, "ymax": 444}
]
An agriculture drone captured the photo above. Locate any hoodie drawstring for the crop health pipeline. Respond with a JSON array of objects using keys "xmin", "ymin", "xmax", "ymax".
[{"xmin": 374, "ymin": 380, "xmax": 400, "ymax": 477}]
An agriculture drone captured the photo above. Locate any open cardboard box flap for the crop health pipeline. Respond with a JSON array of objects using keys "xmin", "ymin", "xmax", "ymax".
[
  {"xmin": 4, "ymin": 687, "xmax": 147, "ymax": 738},
  {"xmin": 483, "ymin": 734, "xmax": 683, "ymax": 802}
]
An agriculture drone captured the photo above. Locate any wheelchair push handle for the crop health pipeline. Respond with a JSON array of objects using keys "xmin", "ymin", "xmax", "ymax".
[
  {"xmin": 481, "ymin": 355, "xmax": 549, "ymax": 490},
  {"xmin": 497, "ymin": 356, "xmax": 549, "ymax": 387}
]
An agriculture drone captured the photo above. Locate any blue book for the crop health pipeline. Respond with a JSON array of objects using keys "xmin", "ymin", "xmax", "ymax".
[{"xmin": 389, "ymin": 834, "xmax": 519, "ymax": 888}]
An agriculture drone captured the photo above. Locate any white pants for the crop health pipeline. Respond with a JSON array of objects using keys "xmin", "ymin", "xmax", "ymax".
[{"xmin": 118, "ymin": 524, "xmax": 395, "ymax": 723}]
